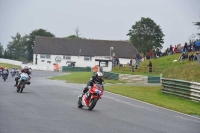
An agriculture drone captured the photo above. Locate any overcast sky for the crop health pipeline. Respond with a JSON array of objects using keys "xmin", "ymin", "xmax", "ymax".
[{"xmin": 0, "ymin": 0, "xmax": 199, "ymax": 52}]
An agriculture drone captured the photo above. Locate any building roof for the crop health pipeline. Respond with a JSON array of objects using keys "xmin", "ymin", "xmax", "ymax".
[{"xmin": 34, "ymin": 36, "xmax": 138, "ymax": 58}]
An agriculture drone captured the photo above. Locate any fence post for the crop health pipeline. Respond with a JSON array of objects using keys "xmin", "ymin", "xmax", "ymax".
[{"xmin": 160, "ymin": 74, "xmax": 162, "ymax": 83}]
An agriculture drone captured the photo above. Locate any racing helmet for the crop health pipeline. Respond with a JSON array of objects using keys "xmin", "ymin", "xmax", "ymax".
[
  {"xmin": 96, "ymin": 72, "xmax": 103, "ymax": 79},
  {"xmin": 24, "ymin": 66, "xmax": 29, "ymax": 72}
]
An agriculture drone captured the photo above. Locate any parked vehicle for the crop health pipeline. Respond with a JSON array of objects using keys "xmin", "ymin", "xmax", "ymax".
[
  {"xmin": 16, "ymin": 73, "xmax": 30, "ymax": 93},
  {"xmin": 77, "ymin": 83, "xmax": 104, "ymax": 110}
]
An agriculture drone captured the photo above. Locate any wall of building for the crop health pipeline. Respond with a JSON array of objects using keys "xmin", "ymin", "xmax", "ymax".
[{"xmin": 33, "ymin": 54, "xmax": 115, "ymax": 71}]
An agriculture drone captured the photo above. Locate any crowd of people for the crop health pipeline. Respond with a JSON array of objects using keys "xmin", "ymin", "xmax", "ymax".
[{"xmin": 111, "ymin": 39, "xmax": 200, "ymax": 73}]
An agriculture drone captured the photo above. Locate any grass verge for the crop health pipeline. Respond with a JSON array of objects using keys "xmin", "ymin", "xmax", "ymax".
[
  {"xmin": 0, "ymin": 63, "xmax": 21, "ymax": 69},
  {"xmin": 50, "ymin": 72, "xmax": 128, "ymax": 84},
  {"xmin": 105, "ymin": 85, "xmax": 200, "ymax": 116}
]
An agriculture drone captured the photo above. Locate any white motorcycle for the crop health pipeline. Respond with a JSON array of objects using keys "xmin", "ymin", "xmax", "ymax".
[{"xmin": 17, "ymin": 73, "xmax": 30, "ymax": 93}]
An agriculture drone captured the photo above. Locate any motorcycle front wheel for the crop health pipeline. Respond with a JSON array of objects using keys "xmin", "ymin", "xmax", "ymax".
[
  {"xmin": 20, "ymin": 84, "xmax": 24, "ymax": 93},
  {"xmin": 88, "ymin": 98, "xmax": 98, "ymax": 110},
  {"xmin": 77, "ymin": 98, "xmax": 83, "ymax": 108}
]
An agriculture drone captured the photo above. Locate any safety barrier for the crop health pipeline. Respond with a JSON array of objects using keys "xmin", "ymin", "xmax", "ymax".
[
  {"xmin": 161, "ymin": 78, "xmax": 200, "ymax": 102},
  {"xmin": 103, "ymin": 72, "xmax": 119, "ymax": 80},
  {"xmin": 103, "ymin": 72, "xmax": 160, "ymax": 83},
  {"xmin": 112, "ymin": 65, "xmax": 164, "ymax": 73},
  {"xmin": 62, "ymin": 66, "xmax": 91, "ymax": 72}
]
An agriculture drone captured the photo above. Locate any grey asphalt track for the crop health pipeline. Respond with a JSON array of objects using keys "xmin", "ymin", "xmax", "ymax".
[{"xmin": 0, "ymin": 71, "xmax": 199, "ymax": 133}]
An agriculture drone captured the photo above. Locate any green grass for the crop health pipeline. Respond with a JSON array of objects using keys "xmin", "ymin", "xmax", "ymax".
[
  {"xmin": 0, "ymin": 63, "xmax": 21, "ymax": 69},
  {"xmin": 105, "ymin": 85, "xmax": 200, "ymax": 116},
  {"xmin": 50, "ymin": 72, "xmax": 128, "ymax": 84},
  {"xmin": 112, "ymin": 52, "xmax": 200, "ymax": 82}
]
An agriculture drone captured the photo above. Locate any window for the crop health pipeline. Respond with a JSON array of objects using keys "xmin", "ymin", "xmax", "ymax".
[
  {"xmin": 40, "ymin": 54, "xmax": 46, "ymax": 58},
  {"xmin": 46, "ymin": 54, "xmax": 51, "ymax": 59},
  {"xmin": 40, "ymin": 54, "xmax": 51, "ymax": 59},
  {"xmin": 84, "ymin": 56, "xmax": 92, "ymax": 61},
  {"xmin": 63, "ymin": 55, "xmax": 71, "ymax": 60},
  {"xmin": 100, "ymin": 61, "xmax": 108, "ymax": 67}
]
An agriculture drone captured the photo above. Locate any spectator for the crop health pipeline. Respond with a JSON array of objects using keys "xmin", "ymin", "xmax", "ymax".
[
  {"xmin": 189, "ymin": 54, "xmax": 194, "ymax": 61},
  {"xmin": 174, "ymin": 45, "xmax": 178, "ymax": 53},
  {"xmin": 129, "ymin": 59, "xmax": 133, "ymax": 66},
  {"xmin": 156, "ymin": 47, "xmax": 160, "ymax": 57},
  {"xmin": 149, "ymin": 49, "xmax": 153, "ymax": 59},
  {"xmin": 178, "ymin": 52, "xmax": 187, "ymax": 61},
  {"xmin": 177, "ymin": 44, "xmax": 183, "ymax": 53},
  {"xmin": 135, "ymin": 51, "xmax": 141, "ymax": 69},
  {"xmin": 169, "ymin": 45, "xmax": 173, "ymax": 55},
  {"xmin": 193, "ymin": 51, "xmax": 199, "ymax": 60},
  {"xmin": 116, "ymin": 57, "xmax": 119, "ymax": 65},
  {"xmin": 183, "ymin": 42, "xmax": 188, "ymax": 54},
  {"xmin": 192, "ymin": 41, "xmax": 196, "ymax": 52},
  {"xmin": 195, "ymin": 39, "xmax": 200, "ymax": 51},
  {"xmin": 147, "ymin": 61, "xmax": 152, "ymax": 72},
  {"xmin": 188, "ymin": 42, "xmax": 192, "ymax": 52}
]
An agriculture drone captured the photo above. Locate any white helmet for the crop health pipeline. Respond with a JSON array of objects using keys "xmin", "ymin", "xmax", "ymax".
[{"xmin": 96, "ymin": 72, "xmax": 103, "ymax": 79}]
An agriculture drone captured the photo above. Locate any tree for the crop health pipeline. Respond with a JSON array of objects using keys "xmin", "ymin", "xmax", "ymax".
[
  {"xmin": 127, "ymin": 17, "xmax": 165, "ymax": 54},
  {"xmin": 0, "ymin": 42, "xmax": 4, "ymax": 58},
  {"xmin": 66, "ymin": 35, "xmax": 80, "ymax": 39},
  {"xmin": 6, "ymin": 33, "xmax": 28, "ymax": 61},
  {"xmin": 27, "ymin": 29, "xmax": 55, "ymax": 62},
  {"xmin": 194, "ymin": 22, "xmax": 200, "ymax": 37}
]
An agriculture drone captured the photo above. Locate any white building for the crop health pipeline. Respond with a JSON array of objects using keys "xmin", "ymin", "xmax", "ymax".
[{"xmin": 33, "ymin": 36, "xmax": 138, "ymax": 71}]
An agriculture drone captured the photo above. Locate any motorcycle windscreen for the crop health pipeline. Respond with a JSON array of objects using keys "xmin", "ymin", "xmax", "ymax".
[{"xmin": 21, "ymin": 73, "xmax": 29, "ymax": 80}]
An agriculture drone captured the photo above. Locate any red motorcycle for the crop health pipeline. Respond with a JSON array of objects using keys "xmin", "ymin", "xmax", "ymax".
[{"xmin": 77, "ymin": 83, "xmax": 104, "ymax": 110}]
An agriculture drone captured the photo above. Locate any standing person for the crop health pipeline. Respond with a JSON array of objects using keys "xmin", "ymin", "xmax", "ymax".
[
  {"xmin": 174, "ymin": 45, "xmax": 178, "ymax": 53},
  {"xmin": 195, "ymin": 39, "xmax": 200, "ymax": 52},
  {"xmin": 183, "ymin": 42, "xmax": 188, "ymax": 54},
  {"xmin": 149, "ymin": 49, "xmax": 153, "ymax": 59},
  {"xmin": 129, "ymin": 59, "xmax": 133, "ymax": 66},
  {"xmin": 147, "ymin": 61, "xmax": 152, "ymax": 72},
  {"xmin": 116, "ymin": 57, "xmax": 119, "ymax": 66},
  {"xmin": 169, "ymin": 45, "xmax": 173, "ymax": 55},
  {"xmin": 136, "ymin": 51, "xmax": 141, "ymax": 69}
]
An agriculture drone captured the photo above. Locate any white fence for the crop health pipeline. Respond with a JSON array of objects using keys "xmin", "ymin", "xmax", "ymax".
[
  {"xmin": 0, "ymin": 58, "xmax": 57, "ymax": 71},
  {"xmin": 0, "ymin": 58, "xmax": 23, "ymax": 66}
]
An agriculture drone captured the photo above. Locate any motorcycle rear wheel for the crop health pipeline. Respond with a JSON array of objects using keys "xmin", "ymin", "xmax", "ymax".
[
  {"xmin": 20, "ymin": 84, "xmax": 24, "ymax": 93},
  {"xmin": 88, "ymin": 98, "xmax": 98, "ymax": 110}
]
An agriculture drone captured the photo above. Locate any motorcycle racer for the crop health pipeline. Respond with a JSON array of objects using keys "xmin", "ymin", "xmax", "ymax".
[
  {"xmin": 14, "ymin": 66, "xmax": 31, "ymax": 87},
  {"xmin": 81, "ymin": 72, "xmax": 104, "ymax": 97}
]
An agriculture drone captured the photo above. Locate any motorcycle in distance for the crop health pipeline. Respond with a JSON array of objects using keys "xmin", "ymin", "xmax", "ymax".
[
  {"xmin": 15, "ymin": 69, "xmax": 20, "ymax": 77},
  {"xmin": 16, "ymin": 73, "xmax": 30, "ymax": 93},
  {"xmin": 77, "ymin": 83, "xmax": 104, "ymax": 110},
  {"xmin": 2, "ymin": 70, "xmax": 8, "ymax": 81},
  {"xmin": 0, "ymin": 70, "xmax": 2, "ymax": 77},
  {"xmin": 10, "ymin": 69, "xmax": 16, "ymax": 77},
  {"xmin": 29, "ymin": 68, "xmax": 32, "ymax": 75}
]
